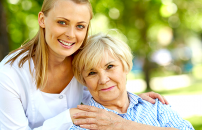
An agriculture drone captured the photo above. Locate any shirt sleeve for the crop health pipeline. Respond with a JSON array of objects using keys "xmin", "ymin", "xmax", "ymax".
[
  {"xmin": 0, "ymin": 73, "xmax": 73, "ymax": 130},
  {"xmin": 156, "ymin": 99, "xmax": 194, "ymax": 130},
  {"xmin": 81, "ymin": 86, "xmax": 92, "ymax": 105}
]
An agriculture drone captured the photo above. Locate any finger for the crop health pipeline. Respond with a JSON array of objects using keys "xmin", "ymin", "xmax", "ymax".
[
  {"xmin": 73, "ymin": 111, "xmax": 96, "ymax": 119},
  {"xmin": 80, "ymin": 124, "xmax": 98, "ymax": 130},
  {"xmin": 162, "ymin": 96, "xmax": 169, "ymax": 105},
  {"xmin": 74, "ymin": 118, "xmax": 97, "ymax": 125},
  {"xmin": 142, "ymin": 95, "xmax": 156, "ymax": 104},
  {"xmin": 148, "ymin": 92, "xmax": 166, "ymax": 104},
  {"xmin": 77, "ymin": 105, "xmax": 99, "ymax": 112},
  {"xmin": 139, "ymin": 92, "xmax": 156, "ymax": 104}
]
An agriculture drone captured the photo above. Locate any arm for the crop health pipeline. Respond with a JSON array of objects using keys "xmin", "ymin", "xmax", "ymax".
[
  {"xmin": 121, "ymin": 120, "xmax": 179, "ymax": 130},
  {"xmin": 73, "ymin": 105, "xmax": 193, "ymax": 130},
  {"xmin": 0, "ymin": 84, "xmax": 74, "ymax": 130},
  {"xmin": 0, "ymin": 72, "xmax": 73, "ymax": 130},
  {"xmin": 139, "ymin": 91, "xmax": 169, "ymax": 105},
  {"xmin": 71, "ymin": 110, "xmax": 178, "ymax": 130}
]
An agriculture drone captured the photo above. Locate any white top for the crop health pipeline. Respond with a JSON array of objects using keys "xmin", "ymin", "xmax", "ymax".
[{"xmin": 0, "ymin": 53, "xmax": 91, "ymax": 130}]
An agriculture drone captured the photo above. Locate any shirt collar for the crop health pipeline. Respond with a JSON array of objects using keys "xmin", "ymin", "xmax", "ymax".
[{"xmin": 127, "ymin": 92, "xmax": 144, "ymax": 109}]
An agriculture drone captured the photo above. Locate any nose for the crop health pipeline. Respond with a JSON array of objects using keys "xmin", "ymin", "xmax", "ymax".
[
  {"xmin": 65, "ymin": 26, "xmax": 75, "ymax": 39},
  {"xmin": 98, "ymin": 72, "xmax": 110, "ymax": 85}
]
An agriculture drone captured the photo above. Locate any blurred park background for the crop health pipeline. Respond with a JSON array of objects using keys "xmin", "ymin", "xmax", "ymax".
[{"xmin": 0, "ymin": 0, "xmax": 202, "ymax": 129}]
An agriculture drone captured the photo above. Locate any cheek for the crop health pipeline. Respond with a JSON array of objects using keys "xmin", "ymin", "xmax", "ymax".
[
  {"xmin": 45, "ymin": 22, "xmax": 62, "ymax": 37},
  {"xmin": 115, "ymin": 72, "xmax": 127, "ymax": 85},
  {"xmin": 78, "ymin": 31, "xmax": 87, "ymax": 42},
  {"xmin": 51, "ymin": 27, "xmax": 63, "ymax": 37},
  {"xmin": 85, "ymin": 79, "xmax": 97, "ymax": 91}
]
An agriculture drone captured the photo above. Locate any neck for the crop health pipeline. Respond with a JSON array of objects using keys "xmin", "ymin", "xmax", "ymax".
[
  {"xmin": 48, "ymin": 50, "xmax": 72, "ymax": 71},
  {"xmin": 100, "ymin": 91, "xmax": 130, "ymax": 114}
]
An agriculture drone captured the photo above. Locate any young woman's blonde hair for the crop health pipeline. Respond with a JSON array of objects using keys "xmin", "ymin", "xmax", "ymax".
[
  {"xmin": 6, "ymin": 0, "xmax": 93, "ymax": 89},
  {"xmin": 72, "ymin": 33, "xmax": 133, "ymax": 86}
]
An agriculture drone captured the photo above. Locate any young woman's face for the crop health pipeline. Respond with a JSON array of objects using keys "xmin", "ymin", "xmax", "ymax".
[
  {"xmin": 38, "ymin": 0, "xmax": 91, "ymax": 59},
  {"xmin": 82, "ymin": 52, "xmax": 129, "ymax": 105}
]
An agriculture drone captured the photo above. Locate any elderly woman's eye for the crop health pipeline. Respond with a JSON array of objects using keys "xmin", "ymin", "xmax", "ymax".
[
  {"xmin": 88, "ymin": 71, "xmax": 96, "ymax": 76},
  {"xmin": 58, "ymin": 21, "xmax": 66, "ymax": 25},
  {"xmin": 107, "ymin": 65, "xmax": 114, "ymax": 69}
]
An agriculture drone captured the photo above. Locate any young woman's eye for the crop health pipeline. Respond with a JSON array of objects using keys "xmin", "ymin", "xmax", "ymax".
[
  {"xmin": 58, "ymin": 21, "xmax": 66, "ymax": 25},
  {"xmin": 88, "ymin": 71, "xmax": 96, "ymax": 76},
  {"xmin": 77, "ymin": 25, "xmax": 85, "ymax": 29},
  {"xmin": 107, "ymin": 65, "xmax": 114, "ymax": 69}
]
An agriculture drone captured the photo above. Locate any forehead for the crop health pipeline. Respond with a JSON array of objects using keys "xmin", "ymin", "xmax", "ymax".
[
  {"xmin": 85, "ymin": 51, "xmax": 119, "ymax": 71},
  {"xmin": 100, "ymin": 51, "xmax": 117, "ymax": 64},
  {"xmin": 48, "ymin": 0, "xmax": 91, "ymax": 22}
]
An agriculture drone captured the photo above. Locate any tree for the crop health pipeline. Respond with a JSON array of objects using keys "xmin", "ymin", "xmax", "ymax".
[
  {"xmin": 0, "ymin": 0, "xmax": 9, "ymax": 61},
  {"xmin": 3, "ymin": 0, "xmax": 202, "ymax": 91}
]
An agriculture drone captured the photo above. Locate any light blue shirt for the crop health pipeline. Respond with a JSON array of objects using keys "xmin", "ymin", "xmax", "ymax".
[{"xmin": 69, "ymin": 92, "xmax": 194, "ymax": 130}]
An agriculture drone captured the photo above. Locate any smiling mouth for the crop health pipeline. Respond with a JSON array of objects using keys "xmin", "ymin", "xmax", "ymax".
[
  {"xmin": 58, "ymin": 39, "xmax": 75, "ymax": 46},
  {"xmin": 101, "ymin": 86, "xmax": 115, "ymax": 91}
]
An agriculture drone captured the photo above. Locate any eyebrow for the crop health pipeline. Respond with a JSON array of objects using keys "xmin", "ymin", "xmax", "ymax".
[
  {"xmin": 57, "ymin": 17, "xmax": 88, "ymax": 24},
  {"xmin": 105, "ymin": 60, "xmax": 116, "ymax": 67},
  {"xmin": 84, "ymin": 60, "xmax": 117, "ymax": 72}
]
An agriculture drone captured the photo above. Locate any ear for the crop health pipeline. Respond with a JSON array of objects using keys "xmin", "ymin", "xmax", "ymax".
[{"xmin": 38, "ymin": 12, "xmax": 45, "ymax": 28}]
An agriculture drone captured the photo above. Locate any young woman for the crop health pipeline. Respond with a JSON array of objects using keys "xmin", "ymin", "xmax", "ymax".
[{"xmin": 0, "ymin": 0, "xmax": 168, "ymax": 129}]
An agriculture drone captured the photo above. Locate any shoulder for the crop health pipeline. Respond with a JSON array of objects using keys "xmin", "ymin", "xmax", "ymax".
[
  {"xmin": 69, "ymin": 77, "xmax": 84, "ymax": 92},
  {"xmin": 0, "ymin": 50, "xmax": 27, "ymax": 69},
  {"xmin": 0, "ymin": 51, "xmax": 33, "ymax": 94},
  {"xmin": 0, "ymin": 51, "xmax": 31, "ymax": 78},
  {"xmin": 154, "ymin": 99, "xmax": 194, "ymax": 129},
  {"xmin": 128, "ymin": 92, "xmax": 164, "ymax": 112}
]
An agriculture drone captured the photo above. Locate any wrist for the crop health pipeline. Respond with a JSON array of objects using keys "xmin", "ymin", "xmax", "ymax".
[{"xmin": 114, "ymin": 118, "xmax": 129, "ymax": 130}]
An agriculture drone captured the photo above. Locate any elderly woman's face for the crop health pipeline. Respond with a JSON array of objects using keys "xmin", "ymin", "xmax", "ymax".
[{"xmin": 82, "ymin": 52, "xmax": 128, "ymax": 104}]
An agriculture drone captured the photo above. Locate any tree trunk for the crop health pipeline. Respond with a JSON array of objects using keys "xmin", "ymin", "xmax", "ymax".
[
  {"xmin": 136, "ymin": 2, "xmax": 152, "ymax": 91},
  {"xmin": 0, "ymin": 0, "xmax": 9, "ymax": 61},
  {"xmin": 143, "ymin": 56, "xmax": 152, "ymax": 91}
]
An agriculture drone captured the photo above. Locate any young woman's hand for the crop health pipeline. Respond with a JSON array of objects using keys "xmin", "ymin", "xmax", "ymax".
[
  {"xmin": 70, "ymin": 108, "xmax": 86, "ymax": 123},
  {"xmin": 138, "ymin": 91, "xmax": 169, "ymax": 105}
]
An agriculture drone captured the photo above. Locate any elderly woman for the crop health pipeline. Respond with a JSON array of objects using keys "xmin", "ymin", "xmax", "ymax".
[{"xmin": 71, "ymin": 33, "xmax": 194, "ymax": 130}]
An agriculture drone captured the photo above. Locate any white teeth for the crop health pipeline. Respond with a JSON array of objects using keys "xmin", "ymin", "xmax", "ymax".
[{"xmin": 59, "ymin": 40, "xmax": 74, "ymax": 46}]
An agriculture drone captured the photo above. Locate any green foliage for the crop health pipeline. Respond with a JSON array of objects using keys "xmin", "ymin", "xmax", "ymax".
[
  {"xmin": 2, "ymin": 0, "xmax": 202, "ymax": 90},
  {"xmin": 3, "ymin": 0, "xmax": 202, "ymax": 56},
  {"xmin": 3, "ymin": 0, "xmax": 41, "ymax": 50},
  {"xmin": 2, "ymin": 0, "xmax": 202, "ymax": 128},
  {"xmin": 4, "ymin": 0, "xmax": 202, "ymax": 62}
]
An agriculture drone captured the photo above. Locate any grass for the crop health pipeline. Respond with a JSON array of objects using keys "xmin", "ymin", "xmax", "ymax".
[
  {"xmin": 155, "ymin": 80, "xmax": 202, "ymax": 95},
  {"xmin": 185, "ymin": 116, "xmax": 202, "ymax": 130}
]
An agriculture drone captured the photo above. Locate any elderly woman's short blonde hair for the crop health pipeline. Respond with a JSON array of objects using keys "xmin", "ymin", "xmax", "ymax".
[{"xmin": 72, "ymin": 33, "xmax": 133, "ymax": 85}]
